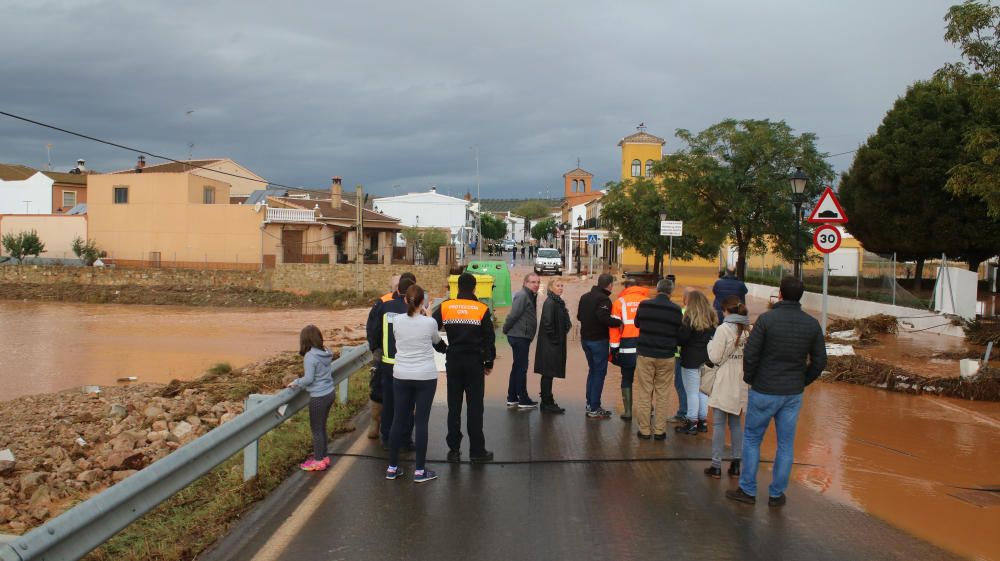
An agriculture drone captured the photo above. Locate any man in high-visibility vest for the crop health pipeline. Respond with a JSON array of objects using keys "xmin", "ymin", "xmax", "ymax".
[
  {"xmin": 371, "ymin": 273, "xmax": 417, "ymax": 448},
  {"xmin": 364, "ymin": 275, "xmax": 401, "ymax": 439},
  {"xmin": 610, "ymin": 278, "xmax": 649, "ymax": 421},
  {"xmin": 433, "ymin": 273, "xmax": 496, "ymax": 463}
]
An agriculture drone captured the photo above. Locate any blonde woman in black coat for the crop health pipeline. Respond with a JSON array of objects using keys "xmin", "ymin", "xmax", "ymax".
[{"xmin": 534, "ymin": 278, "xmax": 571, "ymax": 413}]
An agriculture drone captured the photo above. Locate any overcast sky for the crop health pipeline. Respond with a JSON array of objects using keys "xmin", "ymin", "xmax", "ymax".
[{"xmin": 1, "ymin": 0, "xmax": 962, "ymax": 198}]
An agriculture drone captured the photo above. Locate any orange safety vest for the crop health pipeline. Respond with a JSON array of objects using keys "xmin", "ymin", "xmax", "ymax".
[{"xmin": 610, "ymin": 285, "xmax": 649, "ymax": 353}]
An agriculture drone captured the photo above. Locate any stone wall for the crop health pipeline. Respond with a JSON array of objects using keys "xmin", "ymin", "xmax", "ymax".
[
  {"xmin": 0, "ymin": 263, "xmax": 451, "ymax": 294},
  {"xmin": 0, "ymin": 264, "xmax": 264, "ymax": 289},
  {"xmin": 270, "ymin": 263, "xmax": 451, "ymax": 294}
]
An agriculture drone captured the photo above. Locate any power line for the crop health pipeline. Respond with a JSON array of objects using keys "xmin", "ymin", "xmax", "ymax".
[{"xmin": 0, "ymin": 110, "xmax": 307, "ymax": 191}]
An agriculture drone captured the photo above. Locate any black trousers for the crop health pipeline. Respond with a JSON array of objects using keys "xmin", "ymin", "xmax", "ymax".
[
  {"xmin": 446, "ymin": 353, "xmax": 487, "ymax": 454},
  {"xmin": 378, "ymin": 362, "xmax": 413, "ymax": 444},
  {"xmin": 388, "ymin": 378, "xmax": 436, "ymax": 470}
]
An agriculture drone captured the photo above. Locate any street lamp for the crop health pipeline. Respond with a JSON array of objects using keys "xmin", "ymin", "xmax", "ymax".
[
  {"xmin": 789, "ymin": 166, "xmax": 808, "ymax": 279},
  {"xmin": 576, "ymin": 215, "xmax": 583, "ymax": 275}
]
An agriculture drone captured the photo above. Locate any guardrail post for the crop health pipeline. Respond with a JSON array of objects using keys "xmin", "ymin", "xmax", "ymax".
[
  {"xmin": 337, "ymin": 349, "xmax": 351, "ymax": 405},
  {"xmin": 243, "ymin": 394, "xmax": 271, "ymax": 482}
]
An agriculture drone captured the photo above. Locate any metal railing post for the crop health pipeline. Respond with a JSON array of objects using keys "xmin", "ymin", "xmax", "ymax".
[{"xmin": 242, "ymin": 394, "xmax": 270, "ymax": 482}]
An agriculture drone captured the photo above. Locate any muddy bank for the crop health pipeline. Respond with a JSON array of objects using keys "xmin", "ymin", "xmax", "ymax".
[
  {"xmin": 0, "ymin": 282, "xmax": 379, "ymax": 309},
  {"xmin": 0, "ymin": 327, "xmax": 367, "ymax": 535}
]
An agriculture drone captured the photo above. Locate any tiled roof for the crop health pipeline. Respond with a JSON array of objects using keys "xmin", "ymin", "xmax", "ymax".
[
  {"xmin": 275, "ymin": 197, "xmax": 403, "ymax": 228},
  {"xmin": 617, "ymin": 131, "xmax": 666, "ymax": 146},
  {"xmin": 0, "ymin": 163, "xmax": 41, "ymax": 181},
  {"xmin": 42, "ymin": 171, "xmax": 87, "ymax": 185},
  {"xmin": 113, "ymin": 159, "xmax": 223, "ymax": 174},
  {"xmin": 562, "ymin": 167, "xmax": 593, "ymax": 177}
]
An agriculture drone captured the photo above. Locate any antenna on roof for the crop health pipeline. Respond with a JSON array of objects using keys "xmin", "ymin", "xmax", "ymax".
[
  {"xmin": 45, "ymin": 143, "xmax": 53, "ymax": 171},
  {"xmin": 637, "ymin": 122, "xmax": 646, "ymax": 132}
]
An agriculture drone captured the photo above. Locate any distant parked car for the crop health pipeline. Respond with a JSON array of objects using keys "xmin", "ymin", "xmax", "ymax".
[
  {"xmin": 534, "ymin": 248, "xmax": 562, "ymax": 276},
  {"xmin": 501, "ymin": 239, "xmax": 516, "ymax": 252}
]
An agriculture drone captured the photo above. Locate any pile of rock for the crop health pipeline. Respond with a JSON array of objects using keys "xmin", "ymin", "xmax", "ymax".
[{"xmin": 0, "ymin": 380, "xmax": 245, "ymax": 532}]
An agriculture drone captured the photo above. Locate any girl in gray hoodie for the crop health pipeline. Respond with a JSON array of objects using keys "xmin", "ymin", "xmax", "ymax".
[{"xmin": 288, "ymin": 325, "xmax": 336, "ymax": 471}]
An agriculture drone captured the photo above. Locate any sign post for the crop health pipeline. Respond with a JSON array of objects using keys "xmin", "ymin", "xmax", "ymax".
[
  {"xmin": 813, "ymin": 225, "xmax": 843, "ymax": 335},
  {"xmin": 587, "ymin": 233, "xmax": 599, "ymax": 277},
  {"xmin": 659, "ymin": 220, "xmax": 683, "ymax": 276}
]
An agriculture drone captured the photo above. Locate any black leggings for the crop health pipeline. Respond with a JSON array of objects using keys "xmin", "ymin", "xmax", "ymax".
[
  {"xmin": 389, "ymin": 378, "xmax": 437, "ymax": 470},
  {"xmin": 309, "ymin": 391, "xmax": 336, "ymax": 461}
]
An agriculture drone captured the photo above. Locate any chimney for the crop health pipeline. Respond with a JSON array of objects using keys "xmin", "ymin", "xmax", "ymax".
[
  {"xmin": 70, "ymin": 159, "xmax": 87, "ymax": 174},
  {"xmin": 464, "ymin": 191, "xmax": 472, "ymax": 202},
  {"xmin": 331, "ymin": 176, "xmax": 343, "ymax": 209},
  {"xmin": 135, "ymin": 154, "xmax": 146, "ymax": 172},
  {"xmin": 430, "ymin": 186, "xmax": 437, "ymax": 194}
]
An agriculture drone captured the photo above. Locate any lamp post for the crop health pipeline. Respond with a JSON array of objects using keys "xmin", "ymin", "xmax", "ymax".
[
  {"xmin": 789, "ymin": 167, "xmax": 808, "ymax": 279},
  {"xmin": 576, "ymin": 215, "xmax": 583, "ymax": 275}
]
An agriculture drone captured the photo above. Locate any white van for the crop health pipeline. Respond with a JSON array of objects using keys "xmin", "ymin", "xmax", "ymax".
[{"xmin": 534, "ymin": 248, "xmax": 562, "ymax": 275}]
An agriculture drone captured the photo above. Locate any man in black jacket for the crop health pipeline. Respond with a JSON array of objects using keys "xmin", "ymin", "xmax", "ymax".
[
  {"xmin": 727, "ymin": 276, "xmax": 827, "ymax": 508},
  {"xmin": 633, "ymin": 279, "xmax": 683, "ymax": 439},
  {"xmin": 577, "ymin": 273, "xmax": 622, "ymax": 418},
  {"xmin": 433, "ymin": 273, "xmax": 497, "ymax": 463}
]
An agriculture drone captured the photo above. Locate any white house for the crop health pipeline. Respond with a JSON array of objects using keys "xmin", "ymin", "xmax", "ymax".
[
  {"xmin": 0, "ymin": 164, "xmax": 56, "ymax": 214},
  {"xmin": 501, "ymin": 212, "xmax": 529, "ymax": 243},
  {"xmin": 372, "ymin": 188, "xmax": 476, "ymax": 250}
]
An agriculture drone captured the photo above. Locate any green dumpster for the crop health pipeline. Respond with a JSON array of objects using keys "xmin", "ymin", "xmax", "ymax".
[{"xmin": 465, "ymin": 260, "xmax": 512, "ymax": 307}]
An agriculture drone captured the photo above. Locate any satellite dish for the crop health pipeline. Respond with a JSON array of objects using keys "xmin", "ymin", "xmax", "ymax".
[{"xmin": 254, "ymin": 202, "xmax": 263, "ymax": 213}]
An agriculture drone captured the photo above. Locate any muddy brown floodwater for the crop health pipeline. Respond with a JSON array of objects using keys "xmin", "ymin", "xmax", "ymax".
[
  {"xmin": 517, "ymin": 265, "xmax": 1000, "ymax": 561},
  {"xmin": 0, "ymin": 300, "xmax": 368, "ymax": 400}
]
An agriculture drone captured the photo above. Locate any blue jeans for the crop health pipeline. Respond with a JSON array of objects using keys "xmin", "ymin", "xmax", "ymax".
[
  {"xmin": 674, "ymin": 358, "xmax": 686, "ymax": 417},
  {"xmin": 506, "ymin": 336, "xmax": 532, "ymax": 403},
  {"xmin": 740, "ymin": 389, "xmax": 804, "ymax": 498},
  {"xmin": 681, "ymin": 367, "xmax": 708, "ymax": 421},
  {"xmin": 581, "ymin": 339, "xmax": 610, "ymax": 410}
]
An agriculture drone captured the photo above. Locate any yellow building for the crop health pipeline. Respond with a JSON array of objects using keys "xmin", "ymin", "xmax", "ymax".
[{"xmin": 619, "ymin": 125, "xmax": 665, "ymax": 181}]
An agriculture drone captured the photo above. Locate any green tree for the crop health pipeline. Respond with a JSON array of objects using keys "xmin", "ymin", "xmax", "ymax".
[
  {"xmin": 479, "ymin": 213, "xmax": 507, "ymax": 240},
  {"xmin": 1, "ymin": 230, "xmax": 46, "ymax": 263},
  {"xmin": 513, "ymin": 201, "xmax": 552, "ymax": 220},
  {"xmin": 940, "ymin": 0, "xmax": 1000, "ymax": 215},
  {"xmin": 654, "ymin": 119, "xmax": 834, "ymax": 278},
  {"xmin": 601, "ymin": 178, "xmax": 716, "ymax": 275},
  {"xmin": 401, "ymin": 226, "xmax": 451, "ymax": 264},
  {"xmin": 72, "ymin": 236, "xmax": 104, "ymax": 266},
  {"xmin": 531, "ymin": 217, "xmax": 557, "ymax": 241},
  {"xmin": 839, "ymin": 79, "xmax": 1000, "ymax": 279}
]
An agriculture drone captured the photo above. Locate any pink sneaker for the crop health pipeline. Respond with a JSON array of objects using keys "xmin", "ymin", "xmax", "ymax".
[{"xmin": 300, "ymin": 458, "xmax": 328, "ymax": 471}]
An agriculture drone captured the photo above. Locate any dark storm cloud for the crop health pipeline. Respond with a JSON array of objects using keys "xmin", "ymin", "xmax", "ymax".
[{"xmin": 1, "ymin": 0, "xmax": 960, "ymax": 196}]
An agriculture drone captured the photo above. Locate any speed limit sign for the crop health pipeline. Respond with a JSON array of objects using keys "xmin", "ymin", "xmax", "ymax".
[{"xmin": 813, "ymin": 225, "xmax": 842, "ymax": 254}]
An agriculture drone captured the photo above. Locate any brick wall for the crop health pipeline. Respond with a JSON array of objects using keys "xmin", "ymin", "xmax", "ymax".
[{"xmin": 270, "ymin": 263, "xmax": 451, "ymax": 294}]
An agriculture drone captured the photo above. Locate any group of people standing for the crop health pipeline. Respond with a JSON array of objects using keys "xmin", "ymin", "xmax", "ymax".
[
  {"xmin": 502, "ymin": 269, "xmax": 826, "ymax": 505},
  {"xmin": 293, "ymin": 265, "xmax": 827, "ymax": 505}
]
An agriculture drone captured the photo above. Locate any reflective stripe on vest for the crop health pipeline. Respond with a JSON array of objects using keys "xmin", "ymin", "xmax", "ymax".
[
  {"xmin": 618, "ymin": 297, "xmax": 637, "ymax": 325},
  {"xmin": 381, "ymin": 311, "xmax": 399, "ymax": 364}
]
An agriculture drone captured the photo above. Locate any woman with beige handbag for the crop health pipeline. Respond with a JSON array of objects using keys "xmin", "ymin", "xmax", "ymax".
[{"xmin": 704, "ymin": 295, "xmax": 751, "ymax": 479}]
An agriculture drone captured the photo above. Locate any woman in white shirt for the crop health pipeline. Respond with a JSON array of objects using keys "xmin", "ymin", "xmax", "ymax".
[{"xmin": 385, "ymin": 284, "xmax": 447, "ymax": 483}]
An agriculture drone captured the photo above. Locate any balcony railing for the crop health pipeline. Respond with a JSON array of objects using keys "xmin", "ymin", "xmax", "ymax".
[{"xmin": 265, "ymin": 207, "xmax": 316, "ymax": 223}]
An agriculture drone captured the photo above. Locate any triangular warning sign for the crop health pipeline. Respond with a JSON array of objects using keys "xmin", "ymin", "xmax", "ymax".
[{"xmin": 807, "ymin": 187, "xmax": 848, "ymax": 224}]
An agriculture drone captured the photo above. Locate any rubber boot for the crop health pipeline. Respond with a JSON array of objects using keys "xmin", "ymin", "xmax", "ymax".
[
  {"xmin": 620, "ymin": 388, "xmax": 632, "ymax": 421},
  {"xmin": 367, "ymin": 401, "xmax": 382, "ymax": 439}
]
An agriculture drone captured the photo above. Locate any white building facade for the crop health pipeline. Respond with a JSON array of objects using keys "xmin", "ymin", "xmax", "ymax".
[
  {"xmin": 0, "ymin": 170, "xmax": 54, "ymax": 214},
  {"xmin": 372, "ymin": 188, "xmax": 475, "ymax": 250}
]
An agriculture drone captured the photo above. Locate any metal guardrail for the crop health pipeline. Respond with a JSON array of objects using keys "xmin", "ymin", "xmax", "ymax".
[{"xmin": 0, "ymin": 344, "xmax": 372, "ymax": 561}]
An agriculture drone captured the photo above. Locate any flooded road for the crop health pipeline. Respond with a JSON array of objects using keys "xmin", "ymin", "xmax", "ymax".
[
  {"xmin": 515, "ymin": 266, "xmax": 1000, "ymax": 561},
  {"xmin": 0, "ymin": 301, "xmax": 368, "ymax": 400}
]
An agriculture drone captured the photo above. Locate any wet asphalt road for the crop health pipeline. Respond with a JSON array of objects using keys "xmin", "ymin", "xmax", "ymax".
[{"xmin": 201, "ymin": 272, "xmax": 965, "ymax": 561}]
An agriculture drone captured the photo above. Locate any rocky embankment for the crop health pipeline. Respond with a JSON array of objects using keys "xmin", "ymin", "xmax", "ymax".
[{"xmin": 0, "ymin": 326, "xmax": 366, "ymax": 534}]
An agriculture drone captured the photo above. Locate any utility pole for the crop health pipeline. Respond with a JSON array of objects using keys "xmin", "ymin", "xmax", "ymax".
[
  {"xmin": 475, "ymin": 147, "xmax": 482, "ymax": 259},
  {"xmin": 356, "ymin": 185, "xmax": 364, "ymax": 294}
]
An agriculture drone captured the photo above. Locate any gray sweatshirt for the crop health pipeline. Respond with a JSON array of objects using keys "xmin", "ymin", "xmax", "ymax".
[
  {"xmin": 502, "ymin": 287, "xmax": 538, "ymax": 340},
  {"xmin": 295, "ymin": 347, "xmax": 335, "ymax": 397}
]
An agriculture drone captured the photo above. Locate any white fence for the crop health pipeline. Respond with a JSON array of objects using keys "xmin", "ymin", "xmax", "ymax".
[{"xmin": 266, "ymin": 207, "xmax": 316, "ymax": 223}]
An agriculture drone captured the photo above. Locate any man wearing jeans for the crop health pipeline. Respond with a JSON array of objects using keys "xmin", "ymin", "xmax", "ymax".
[
  {"xmin": 577, "ymin": 273, "xmax": 621, "ymax": 418},
  {"xmin": 503, "ymin": 273, "xmax": 541, "ymax": 409},
  {"xmin": 727, "ymin": 276, "xmax": 826, "ymax": 507}
]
